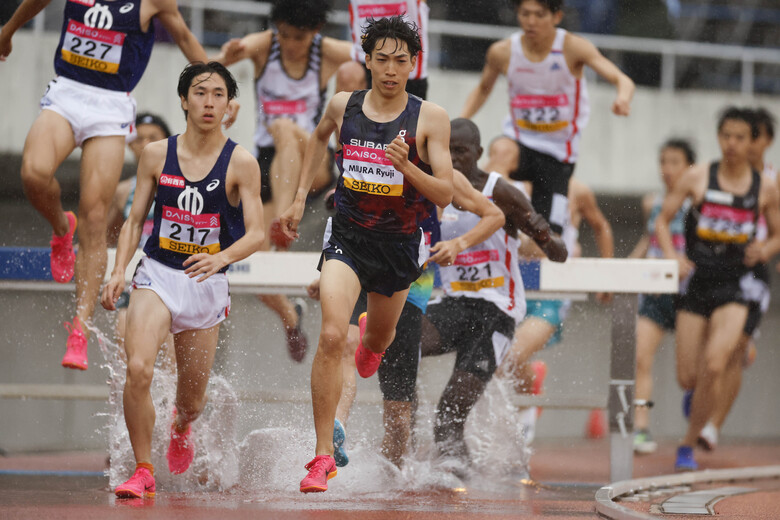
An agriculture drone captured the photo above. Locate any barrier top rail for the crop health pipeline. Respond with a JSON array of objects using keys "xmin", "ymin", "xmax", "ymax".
[
  {"xmin": 0, "ymin": 247, "xmax": 678, "ymax": 296},
  {"xmin": 0, "ymin": 246, "xmax": 676, "ymax": 483}
]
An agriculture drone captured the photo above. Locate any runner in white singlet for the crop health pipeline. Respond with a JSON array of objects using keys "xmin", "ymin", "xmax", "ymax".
[
  {"xmin": 461, "ymin": 0, "xmax": 634, "ymax": 235},
  {"xmin": 337, "ymin": 0, "xmax": 429, "ymax": 99},
  {"xmin": 420, "ymin": 119, "xmax": 566, "ymax": 473},
  {"xmin": 215, "ymin": 0, "xmax": 353, "ymax": 363}
]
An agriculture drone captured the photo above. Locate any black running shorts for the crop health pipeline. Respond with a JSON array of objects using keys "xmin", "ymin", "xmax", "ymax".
[
  {"xmin": 510, "ymin": 143, "xmax": 574, "ymax": 235},
  {"xmin": 424, "ymin": 296, "xmax": 515, "ymax": 383}
]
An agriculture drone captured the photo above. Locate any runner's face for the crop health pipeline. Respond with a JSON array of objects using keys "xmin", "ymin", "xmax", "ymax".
[
  {"xmin": 275, "ymin": 22, "xmax": 317, "ymax": 62},
  {"xmin": 366, "ymin": 38, "xmax": 416, "ymax": 96},
  {"xmin": 717, "ymin": 119, "xmax": 752, "ymax": 166},
  {"xmin": 449, "ymin": 128, "xmax": 481, "ymax": 174},
  {"xmin": 182, "ymin": 73, "xmax": 229, "ymax": 130},
  {"xmin": 517, "ymin": 1, "xmax": 562, "ymax": 40},
  {"xmin": 129, "ymin": 123, "xmax": 167, "ymax": 163},
  {"xmin": 659, "ymin": 147, "xmax": 689, "ymax": 191}
]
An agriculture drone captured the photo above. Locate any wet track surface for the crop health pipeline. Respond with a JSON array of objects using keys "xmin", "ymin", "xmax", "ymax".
[{"xmin": 2, "ymin": 440, "xmax": 780, "ymax": 519}]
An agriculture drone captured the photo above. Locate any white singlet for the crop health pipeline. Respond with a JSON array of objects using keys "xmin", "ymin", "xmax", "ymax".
[
  {"xmin": 439, "ymin": 172, "xmax": 525, "ymax": 323},
  {"xmin": 754, "ymin": 164, "xmax": 778, "ymax": 242},
  {"xmin": 502, "ymin": 29, "xmax": 590, "ymax": 163},
  {"xmin": 254, "ymin": 32, "xmax": 325, "ymax": 148},
  {"xmin": 348, "ymin": 0, "xmax": 428, "ymax": 81}
]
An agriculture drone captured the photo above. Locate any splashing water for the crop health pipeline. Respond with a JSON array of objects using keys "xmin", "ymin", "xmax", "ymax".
[
  {"xmin": 92, "ymin": 325, "xmax": 240, "ymax": 491},
  {"xmin": 89, "ymin": 323, "xmax": 532, "ymax": 498},
  {"xmin": 464, "ymin": 377, "xmax": 533, "ymax": 485}
]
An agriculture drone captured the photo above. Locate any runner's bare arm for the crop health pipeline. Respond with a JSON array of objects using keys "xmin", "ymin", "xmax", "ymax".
[
  {"xmin": 279, "ymin": 91, "xmax": 349, "ymax": 238},
  {"xmin": 0, "ymin": 0, "xmax": 52, "ymax": 60},
  {"xmin": 460, "ymin": 39, "xmax": 510, "ymax": 119},
  {"xmin": 101, "ymin": 141, "xmax": 165, "ymax": 310},
  {"xmin": 429, "ymin": 170, "xmax": 505, "ymax": 266},
  {"xmin": 575, "ymin": 181, "xmax": 614, "ymax": 259},
  {"xmin": 657, "ymin": 164, "xmax": 702, "ymax": 278},
  {"xmin": 387, "ymin": 102, "xmax": 453, "ymax": 208},
  {"xmin": 567, "ymin": 34, "xmax": 634, "ymax": 116},
  {"xmin": 183, "ymin": 147, "xmax": 265, "ymax": 281},
  {"xmin": 321, "ymin": 37, "xmax": 355, "ymax": 87},
  {"xmin": 493, "ymin": 178, "xmax": 567, "ymax": 262},
  {"xmin": 213, "ymin": 31, "xmax": 271, "ymax": 69},
  {"xmin": 152, "ymin": 0, "xmax": 208, "ymax": 63},
  {"xmin": 627, "ymin": 193, "xmax": 655, "ymax": 259}
]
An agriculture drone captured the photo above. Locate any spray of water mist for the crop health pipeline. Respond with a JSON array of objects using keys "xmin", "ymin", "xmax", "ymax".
[{"xmin": 89, "ymin": 322, "xmax": 532, "ymax": 497}]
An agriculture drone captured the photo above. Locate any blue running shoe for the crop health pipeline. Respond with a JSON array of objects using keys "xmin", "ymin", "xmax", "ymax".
[
  {"xmin": 682, "ymin": 390, "xmax": 693, "ymax": 420},
  {"xmin": 333, "ymin": 419, "xmax": 349, "ymax": 467},
  {"xmin": 675, "ymin": 445, "xmax": 698, "ymax": 472}
]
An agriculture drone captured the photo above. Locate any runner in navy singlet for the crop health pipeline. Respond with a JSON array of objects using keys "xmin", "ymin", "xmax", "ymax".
[
  {"xmin": 0, "ymin": 0, "xmax": 231, "ymax": 372},
  {"xmin": 698, "ymin": 108, "xmax": 778, "ymax": 453},
  {"xmin": 656, "ymin": 107, "xmax": 780, "ymax": 472},
  {"xmin": 101, "ymin": 62, "xmax": 264, "ymax": 498},
  {"xmin": 279, "ymin": 16, "xmax": 454, "ymax": 493}
]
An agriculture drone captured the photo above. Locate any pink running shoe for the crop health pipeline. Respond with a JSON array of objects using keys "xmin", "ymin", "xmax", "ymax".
[
  {"xmin": 530, "ymin": 360, "xmax": 547, "ymax": 418},
  {"xmin": 354, "ymin": 312, "xmax": 383, "ymax": 378},
  {"xmin": 300, "ymin": 455, "xmax": 337, "ymax": 493},
  {"xmin": 115, "ymin": 466, "xmax": 156, "ymax": 499},
  {"xmin": 50, "ymin": 211, "xmax": 77, "ymax": 283},
  {"xmin": 62, "ymin": 317, "xmax": 88, "ymax": 370},
  {"xmin": 530, "ymin": 360, "xmax": 547, "ymax": 396},
  {"xmin": 269, "ymin": 218, "xmax": 294, "ymax": 250},
  {"xmin": 167, "ymin": 411, "xmax": 195, "ymax": 474},
  {"xmin": 286, "ymin": 301, "xmax": 308, "ymax": 362}
]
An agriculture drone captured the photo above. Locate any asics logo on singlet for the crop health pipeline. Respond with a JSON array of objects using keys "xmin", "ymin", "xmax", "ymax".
[
  {"xmin": 206, "ymin": 180, "xmax": 220, "ymax": 192},
  {"xmin": 84, "ymin": 3, "xmax": 113, "ymax": 30},
  {"xmin": 177, "ymin": 186, "xmax": 204, "ymax": 215},
  {"xmin": 119, "ymin": 3, "xmax": 134, "ymax": 14}
]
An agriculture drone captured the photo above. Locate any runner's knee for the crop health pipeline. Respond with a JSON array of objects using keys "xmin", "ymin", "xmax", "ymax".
[
  {"xmin": 126, "ymin": 356, "xmax": 155, "ymax": 391},
  {"xmin": 318, "ymin": 323, "xmax": 347, "ymax": 356}
]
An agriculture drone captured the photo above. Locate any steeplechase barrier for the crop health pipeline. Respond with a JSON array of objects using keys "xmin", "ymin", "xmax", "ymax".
[{"xmin": 0, "ymin": 246, "xmax": 677, "ymax": 482}]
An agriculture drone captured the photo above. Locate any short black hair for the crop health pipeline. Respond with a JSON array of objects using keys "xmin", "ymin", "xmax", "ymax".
[
  {"xmin": 361, "ymin": 15, "xmax": 422, "ymax": 58},
  {"xmin": 177, "ymin": 62, "xmax": 238, "ymax": 118},
  {"xmin": 271, "ymin": 0, "xmax": 330, "ymax": 29},
  {"xmin": 451, "ymin": 118, "xmax": 481, "ymax": 146},
  {"xmin": 717, "ymin": 106, "xmax": 752, "ymax": 134},
  {"xmin": 512, "ymin": 0, "xmax": 564, "ymax": 13},
  {"xmin": 135, "ymin": 112, "xmax": 171, "ymax": 138},
  {"xmin": 661, "ymin": 138, "xmax": 696, "ymax": 165},
  {"xmin": 748, "ymin": 107, "xmax": 776, "ymax": 141}
]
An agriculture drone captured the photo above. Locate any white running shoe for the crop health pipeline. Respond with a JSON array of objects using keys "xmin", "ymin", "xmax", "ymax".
[
  {"xmin": 517, "ymin": 406, "xmax": 537, "ymax": 444},
  {"xmin": 697, "ymin": 421, "xmax": 718, "ymax": 451}
]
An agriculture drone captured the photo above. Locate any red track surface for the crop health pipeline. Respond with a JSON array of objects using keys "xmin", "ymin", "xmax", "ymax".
[{"xmin": 1, "ymin": 439, "xmax": 779, "ymax": 519}]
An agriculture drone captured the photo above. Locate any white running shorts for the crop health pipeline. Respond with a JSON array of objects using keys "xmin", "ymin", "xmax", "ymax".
[
  {"xmin": 40, "ymin": 76, "xmax": 136, "ymax": 147},
  {"xmin": 131, "ymin": 256, "xmax": 230, "ymax": 334}
]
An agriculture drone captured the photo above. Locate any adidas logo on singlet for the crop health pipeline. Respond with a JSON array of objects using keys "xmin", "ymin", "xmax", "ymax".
[{"xmin": 551, "ymin": 63, "xmax": 561, "ymax": 71}]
